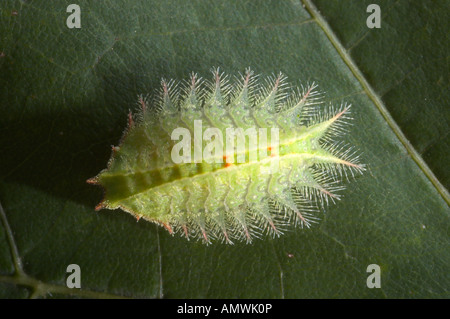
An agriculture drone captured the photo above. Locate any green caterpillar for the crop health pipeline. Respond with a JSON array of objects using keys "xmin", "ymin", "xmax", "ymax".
[{"xmin": 87, "ymin": 68, "xmax": 364, "ymax": 244}]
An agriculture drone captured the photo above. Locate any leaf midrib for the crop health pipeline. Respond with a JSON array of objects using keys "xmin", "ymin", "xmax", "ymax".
[{"xmin": 302, "ymin": 0, "xmax": 449, "ymax": 205}]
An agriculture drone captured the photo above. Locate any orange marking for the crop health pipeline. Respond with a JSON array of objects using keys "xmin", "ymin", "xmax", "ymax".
[
  {"xmin": 223, "ymin": 155, "xmax": 232, "ymax": 167},
  {"xmin": 136, "ymin": 215, "xmax": 141, "ymax": 221},
  {"xmin": 268, "ymin": 146, "xmax": 277, "ymax": 157}
]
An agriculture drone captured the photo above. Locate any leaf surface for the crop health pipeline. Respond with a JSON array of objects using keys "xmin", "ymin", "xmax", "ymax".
[{"xmin": 0, "ymin": 0, "xmax": 448, "ymax": 298}]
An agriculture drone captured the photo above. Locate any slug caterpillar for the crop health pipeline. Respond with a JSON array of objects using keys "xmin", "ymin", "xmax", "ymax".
[{"xmin": 87, "ymin": 68, "xmax": 365, "ymax": 244}]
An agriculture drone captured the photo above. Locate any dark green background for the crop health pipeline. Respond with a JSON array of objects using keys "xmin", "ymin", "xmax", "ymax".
[{"xmin": 0, "ymin": 0, "xmax": 448, "ymax": 298}]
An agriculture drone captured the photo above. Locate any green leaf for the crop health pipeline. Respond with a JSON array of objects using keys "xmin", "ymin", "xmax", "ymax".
[
  {"xmin": 0, "ymin": 0, "xmax": 448, "ymax": 298},
  {"xmin": 313, "ymin": 0, "xmax": 450, "ymax": 200}
]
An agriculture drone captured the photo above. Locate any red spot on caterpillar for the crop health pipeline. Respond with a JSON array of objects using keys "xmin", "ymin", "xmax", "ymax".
[
  {"xmin": 268, "ymin": 146, "xmax": 277, "ymax": 158},
  {"xmin": 223, "ymin": 155, "xmax": 232, "ymax": 167}
]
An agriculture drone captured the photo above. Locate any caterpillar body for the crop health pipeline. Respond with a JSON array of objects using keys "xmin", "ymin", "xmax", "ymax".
[{"xmin": 87, "ymin": 68, "xmax": 364, "ymax": 244}]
